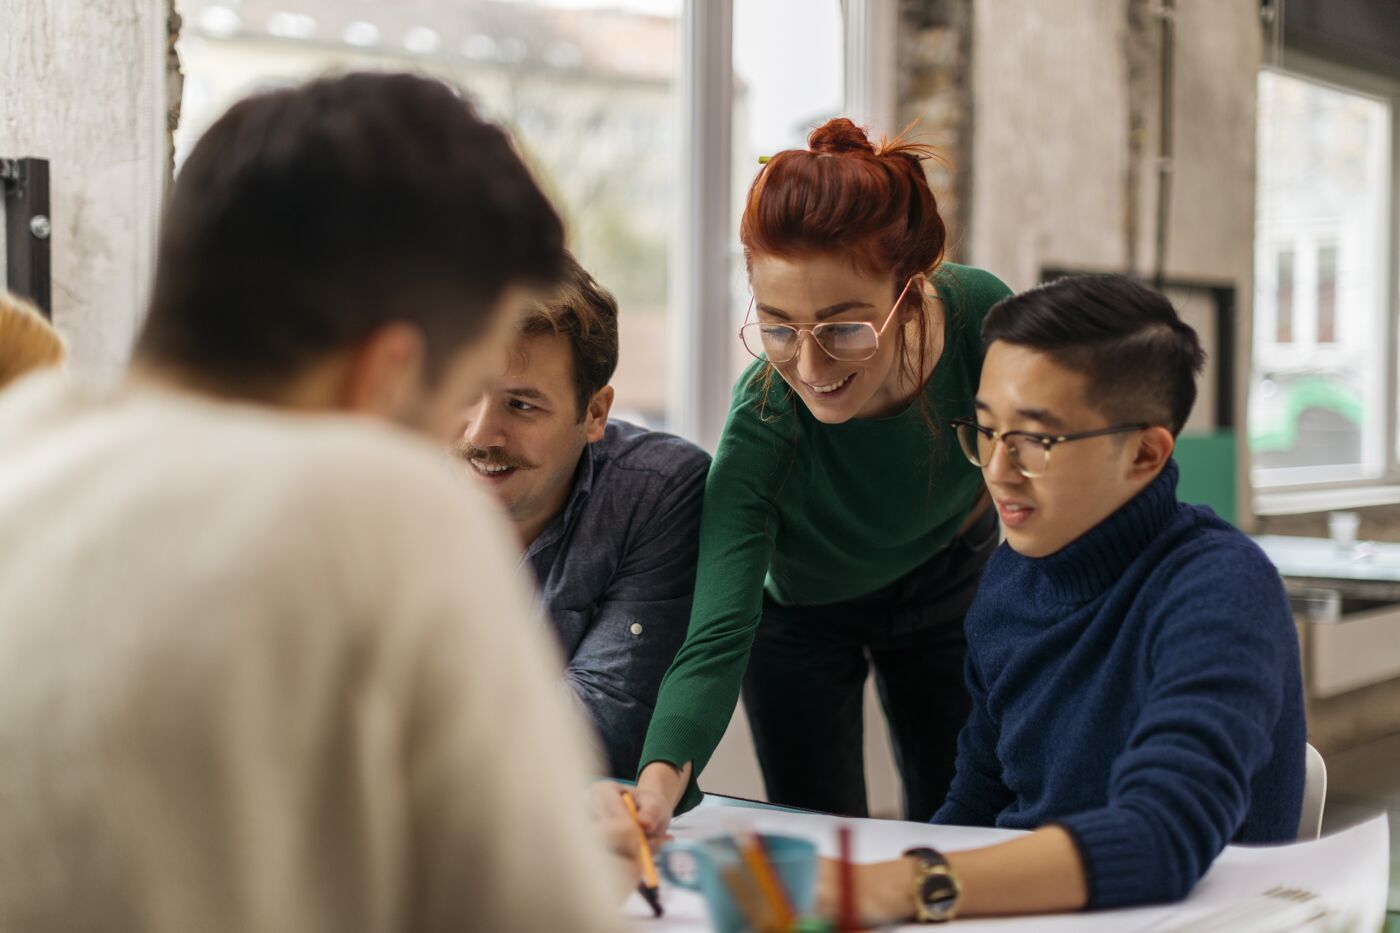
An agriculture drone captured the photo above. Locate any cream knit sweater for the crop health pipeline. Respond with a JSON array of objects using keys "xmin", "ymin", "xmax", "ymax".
[{"xmin": 0, "ymin": 374, "xmax": 622, "ymax": 932}]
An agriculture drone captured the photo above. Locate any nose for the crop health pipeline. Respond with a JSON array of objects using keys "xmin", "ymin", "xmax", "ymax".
[
  {"xmin": 791, "ymin": 332, "xmax": 838, "ymax": 383},
  {"xmin": 983, "ymin": 435, "xmax": 1025, "ymax": 486},
  {"xmin": 462, "ymin": 399, "xmax": 507, "ymax": 451}
]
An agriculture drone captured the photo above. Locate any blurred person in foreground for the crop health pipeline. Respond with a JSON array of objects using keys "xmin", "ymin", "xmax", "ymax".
[
  {"xmin": 458, "ymin": 253, "xmax": 708, "ymax": 779},
  {"xmin": 0, "ymin": 73, "xmax": 625, "ymax": 933},
  {"xmin": 0, "ymin": 291, "xmax": 65, "ymax": 389}
]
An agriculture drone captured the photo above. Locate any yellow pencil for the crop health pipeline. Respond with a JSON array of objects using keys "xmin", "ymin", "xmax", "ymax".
[{"xmin": 621, "ymin": 791, "xmax": 664, "ymax": 918}]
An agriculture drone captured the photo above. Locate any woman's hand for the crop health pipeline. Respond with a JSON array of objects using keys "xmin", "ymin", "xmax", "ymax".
[{"xmin": 587, "ymin": 761, "xmax": 690, "ymax": 856}]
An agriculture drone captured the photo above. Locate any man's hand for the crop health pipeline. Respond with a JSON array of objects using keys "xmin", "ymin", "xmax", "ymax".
[
  {"xmin": 815, "ymin": 857, "xmax": 918, "ymax": 927},
  {"xmin": 588, "ymin": 781, "xmax": 674, "ymax": 854},
  {"xmin": 584, "ymin": 782, "xmax": 646, "ymax": 902},
  {"xmin": 588, "ymin": 759, "xmax": 691, "ymax": 854},
  {"xmin": 816, "ymin": 827, "xmax": 1089, "ymax": 922}
]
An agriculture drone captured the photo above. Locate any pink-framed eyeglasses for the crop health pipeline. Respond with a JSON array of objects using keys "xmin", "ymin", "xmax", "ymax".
[{"xmin": 739, "ymin": 277, "xmax": 917, "ymax": 363}]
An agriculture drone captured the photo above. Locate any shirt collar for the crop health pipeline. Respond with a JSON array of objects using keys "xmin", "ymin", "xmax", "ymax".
[{"xmin": 522, "ymin": 441, "xmax": 596, "ymax": 562}]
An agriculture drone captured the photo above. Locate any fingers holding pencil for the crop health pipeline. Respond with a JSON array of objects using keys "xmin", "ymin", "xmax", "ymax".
[{"xmin": 622, "ymin": 790, "xmax": 665, "ymax": 918}]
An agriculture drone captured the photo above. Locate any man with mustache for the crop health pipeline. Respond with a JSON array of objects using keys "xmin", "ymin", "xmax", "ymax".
[{"xmin": 459, "ymin": 253, "xmax": 710, "ymax": 779}]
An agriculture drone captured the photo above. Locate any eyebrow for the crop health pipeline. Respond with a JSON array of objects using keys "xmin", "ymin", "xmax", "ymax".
[
  {"xmin": 502, "ymin": 387, "xmax": 550, "ymax": 403},
  {"xmin": 973, "ymin": 399, "xmax": 1069, "ymax": 431},
  {"xmin": 755, "ymin": 299, "xmax": 874, "ymax": 322}
]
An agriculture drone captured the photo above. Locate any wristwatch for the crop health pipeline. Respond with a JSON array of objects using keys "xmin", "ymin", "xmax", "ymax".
[{"xmin": 903, "ymin": 846, "xmax": 962, "ymax": 923}]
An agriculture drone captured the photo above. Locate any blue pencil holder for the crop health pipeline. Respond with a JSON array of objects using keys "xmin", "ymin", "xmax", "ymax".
[{"xmin": 658, "ymin": 833, "xmax": 817, "ymax": 933}]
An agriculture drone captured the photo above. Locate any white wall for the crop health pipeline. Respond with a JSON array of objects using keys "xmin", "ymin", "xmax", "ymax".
[
  {"xmin": 967, "ymin": 0, "xmax": 1132, "ymax": 291},
  {"xmin": 968, "ymin": 0, "xmax": 1261, "ymax": 298},
  {"xmin": 0, "ymin": 0, "xmax": 173, "ymax": 382}
]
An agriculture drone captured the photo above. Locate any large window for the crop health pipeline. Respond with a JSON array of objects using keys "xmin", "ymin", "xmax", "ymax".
[
  {"xmin": 1251, "ymin": 62, "xmax": 1399, "ymax": 498},
  {"xmin": 728, "ymin": 1, "xmax": 845, "ymax": 385},
  {"xmin": 176, "ymin": 0, "xmax": 877, "ymax": 442},
  {"xmin": 177, "ymin": 0, "xmax": 680, "ymax": 426}
]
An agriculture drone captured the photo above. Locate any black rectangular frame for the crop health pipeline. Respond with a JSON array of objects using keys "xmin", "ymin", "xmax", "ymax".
[{"xmin": 1, "ymin": 157, "xmax": 52, "ymax": 318}]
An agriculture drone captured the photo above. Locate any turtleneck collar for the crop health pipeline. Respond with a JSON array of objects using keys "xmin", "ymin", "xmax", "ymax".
[{"xmin": 1026, "ymin": 459, "xmax": 1182, "ymax": 605}]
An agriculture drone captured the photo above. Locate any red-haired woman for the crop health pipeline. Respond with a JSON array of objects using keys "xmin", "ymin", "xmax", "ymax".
[{"xmin": 605, "ymin": 119, "xmax": 1010, "ymax": 834}]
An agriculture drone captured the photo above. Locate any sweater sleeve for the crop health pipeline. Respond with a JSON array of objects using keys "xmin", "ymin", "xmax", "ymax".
[
  {"xmin": 387, "ymin": 468, "xmax": 623, "ymax": 933},
  {"xmin": 1055, "ymin": 542, "xmax": 1294, "ymax": 909},
  {"xmin": 933, "ymin": 648, "xmax": 1013, "ymax": 826},
  {"xmin": 638, "ymin": 372, "xmax": 793, "ymax": 812}
]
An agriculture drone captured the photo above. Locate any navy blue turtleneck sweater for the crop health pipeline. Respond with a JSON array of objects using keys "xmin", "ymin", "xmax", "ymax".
[{"xmin": 932, "ymin": 460, "xmax": 1306, "ymax": 909}]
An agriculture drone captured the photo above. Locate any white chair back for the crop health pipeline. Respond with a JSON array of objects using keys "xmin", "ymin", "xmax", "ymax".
[{"xmin": 1298, "ymin": 742, "xmax": 1327, "ymax": 841}]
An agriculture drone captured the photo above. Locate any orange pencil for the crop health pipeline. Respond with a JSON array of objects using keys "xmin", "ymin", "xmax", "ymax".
[
  {"xmin": 737, "ymin": 831, "xmax": 796, "ymax": 930},
  {"xmin": 621, "ymin": 791, "xmax": 664, "ymax": 918}
]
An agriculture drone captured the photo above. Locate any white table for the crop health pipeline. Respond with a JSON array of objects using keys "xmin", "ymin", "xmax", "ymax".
[{"xmin": 625, "ymin": 795, "xmax": 1389, "ymax": 931}]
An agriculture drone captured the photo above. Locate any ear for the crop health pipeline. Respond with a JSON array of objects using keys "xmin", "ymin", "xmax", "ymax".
[
  {"xmin": 905, "ymin": 273, "xmax": 930, "ymax": 322},
  {"xmin": 1128, "ymin": 425, "xmax": 1176, "ymax": 481},
  {"xmin": 583, "ymin": 385, "xmax": 614, "ymax": 443},
  {"xmin": 341, "ymin": 322, "xmax": 427, "ymax": 419}
]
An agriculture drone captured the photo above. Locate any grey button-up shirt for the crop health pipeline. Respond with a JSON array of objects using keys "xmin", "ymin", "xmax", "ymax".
[{"xmin": 524, "ymin": 419, "xmax": 709, "ymax": 778}]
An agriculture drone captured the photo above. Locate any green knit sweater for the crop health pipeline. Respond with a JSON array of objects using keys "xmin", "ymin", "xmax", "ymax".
[{"xmin": 640, "ymin": 264, "xmax": 1013, "ymax": 811}]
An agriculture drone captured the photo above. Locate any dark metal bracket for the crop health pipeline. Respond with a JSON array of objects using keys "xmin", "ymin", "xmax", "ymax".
[{"xmin": 1, "ymin": 157, "xmax": 52, "ymax": 318}]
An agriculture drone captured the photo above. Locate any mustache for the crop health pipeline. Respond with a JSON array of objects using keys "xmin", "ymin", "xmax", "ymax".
[{"xmin": 456, "ymin": 442, "xmax": 535, "ymax": 471}]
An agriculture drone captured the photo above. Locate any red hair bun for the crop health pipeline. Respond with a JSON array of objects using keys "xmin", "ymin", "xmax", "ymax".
[{"xmin": 741, "ymin": 117, "xmax": 945, "ymax": 284}]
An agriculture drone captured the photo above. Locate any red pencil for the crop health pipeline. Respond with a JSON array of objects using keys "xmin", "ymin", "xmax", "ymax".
[{"xmin": 838, "ymin": 825, "xmax": 856, "ymax": 932}]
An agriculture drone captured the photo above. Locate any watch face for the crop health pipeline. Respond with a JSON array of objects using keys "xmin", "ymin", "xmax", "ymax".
[{"xmin": 920, "ymin": 872, "xmax": 959, "ymax": 915}]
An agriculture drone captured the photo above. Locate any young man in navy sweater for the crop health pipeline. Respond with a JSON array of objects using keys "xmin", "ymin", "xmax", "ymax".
[{"xmin": 825, "ymin": 275, "xmax": 1306, "ymax": 924}]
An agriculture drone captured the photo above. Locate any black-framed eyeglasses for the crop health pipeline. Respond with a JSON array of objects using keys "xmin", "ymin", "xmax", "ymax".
[
  {"xmin": 948, "ymin": 418, "xmax": 1149, "ymax": 478},
  {"xmin": 738, "ymin": 277, "xmax": 917, "ymax": 363}
]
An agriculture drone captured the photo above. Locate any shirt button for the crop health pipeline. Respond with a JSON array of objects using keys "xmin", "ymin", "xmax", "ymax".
[{"xmin": 629, "ymin": 623, "xmax": 643, "ymax": 636}]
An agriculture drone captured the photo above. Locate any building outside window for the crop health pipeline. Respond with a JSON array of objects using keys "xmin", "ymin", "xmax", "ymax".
[
  {"xmin": 177, "ymin": 0, "xmax": 857, "ymax": 435},
  {"xmin": 1251, "ymin": 62, "xmax": 1398, "ymax": 493},
  {"xmin": 176, "ymin": 0, "xmax": 684, "ymax": 427}
]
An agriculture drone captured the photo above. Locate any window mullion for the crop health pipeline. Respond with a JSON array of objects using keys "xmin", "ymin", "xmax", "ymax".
[
  {"xmin": 1386, "ymin": 87, "xmax": 1400, "ymax": 482},
  {"xmin": 670, "ymin": 0, "xmax": 733, "ymax": 451}
]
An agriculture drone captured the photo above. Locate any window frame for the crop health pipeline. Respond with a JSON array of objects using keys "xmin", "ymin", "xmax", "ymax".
[
  {"xmin": 1251, "ymin": 50, "xmax": 1400, "ymax": 515},
  {"xmin": 672, "ymin": 0, "xmax": 891, "ymax": 451}
]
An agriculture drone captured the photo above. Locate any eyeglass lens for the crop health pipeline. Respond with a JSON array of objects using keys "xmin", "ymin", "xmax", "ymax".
[
  {"xmin": 954, "ymin": 423, "xmax": 1048, "ymax": 475},
  {"xmin": 742, "ymin": 322, "xmax": 878, "ymax": 362}
]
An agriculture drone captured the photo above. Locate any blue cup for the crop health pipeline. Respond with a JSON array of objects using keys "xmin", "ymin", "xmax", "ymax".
[{"xmin": 658, "ymin": 833, "xmax": 817, "ymax": 933}]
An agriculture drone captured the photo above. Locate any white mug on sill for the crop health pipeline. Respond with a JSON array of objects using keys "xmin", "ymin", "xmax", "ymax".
[{"xmin": 1328, "ymin": 511, "xmax": 1360, "ymax": 550}]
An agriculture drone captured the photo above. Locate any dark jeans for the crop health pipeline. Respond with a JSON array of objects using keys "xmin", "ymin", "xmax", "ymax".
[{"xmin": 741, "ymin": 506, "xmax": 999, "ymax": 821}]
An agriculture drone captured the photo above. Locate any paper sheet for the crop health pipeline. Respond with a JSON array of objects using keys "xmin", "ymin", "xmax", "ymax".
[{"xmin": 623, "ymin": 801, "xmax": 1389, "ymax": 931}]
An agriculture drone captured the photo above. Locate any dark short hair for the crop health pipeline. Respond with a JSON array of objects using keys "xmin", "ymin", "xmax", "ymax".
[
  {"xmin": 981, "ymin": 275, "xmax": 1206, "ymax": 436},
  {"xmin": 517, "ymin": 252, "xmax": 618, "ymax": 420},
  {"xmin": 136, "ymin": 72, "xmax": 565, "ymax": 391}
]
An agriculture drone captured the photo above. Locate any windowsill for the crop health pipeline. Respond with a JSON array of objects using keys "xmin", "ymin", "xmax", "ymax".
[{"xmin": 1254, "ymin": 484, "xmax": 1400, "ymax": 516}]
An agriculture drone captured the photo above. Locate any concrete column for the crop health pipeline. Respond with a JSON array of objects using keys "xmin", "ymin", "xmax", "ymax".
[{"xmin": 0, "ymin": 0, "xmax": 175, "ymax": 382}]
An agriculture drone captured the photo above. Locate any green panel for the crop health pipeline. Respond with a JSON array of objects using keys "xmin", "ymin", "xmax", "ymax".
[{"xmin": 1175, "ymin": 431, "xmax": 1237, "ymax": 526}]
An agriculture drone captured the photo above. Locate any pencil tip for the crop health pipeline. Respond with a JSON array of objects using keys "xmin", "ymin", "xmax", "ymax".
[{"xmin": 639, "ymin": 883, "xmax": 664, "ymax": 918}]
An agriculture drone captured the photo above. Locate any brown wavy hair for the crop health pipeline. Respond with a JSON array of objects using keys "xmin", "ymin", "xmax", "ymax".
[{"xmin": 517, "ymin": 252, "xmax": 619, "ymax": 421}]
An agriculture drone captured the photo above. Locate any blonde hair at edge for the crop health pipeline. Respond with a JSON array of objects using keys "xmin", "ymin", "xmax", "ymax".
[{"xmin": 0, "ymin": 292, "xmax": 65, "ymax": 390}]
